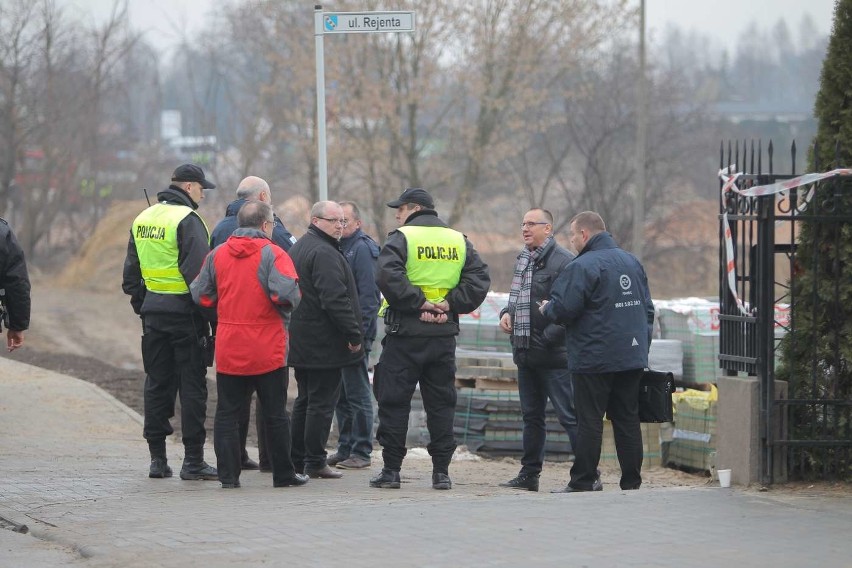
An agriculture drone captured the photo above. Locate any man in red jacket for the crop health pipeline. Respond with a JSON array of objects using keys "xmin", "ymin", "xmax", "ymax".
[{"xmin": 191, "ymin": 200, "xmax": 308, "ymax": 489}]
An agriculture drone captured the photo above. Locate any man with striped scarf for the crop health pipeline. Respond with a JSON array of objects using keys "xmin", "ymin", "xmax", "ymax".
[{"xmin": 498, "ymin": 208, "xmax": 577, "ymax": 492}]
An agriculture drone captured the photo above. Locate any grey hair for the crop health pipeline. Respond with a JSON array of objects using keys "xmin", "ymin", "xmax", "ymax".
[
  {"xmin": 310, "ymin": 200, "xmax": 338, "ymax": 218},
  {"xmin": 238, "ymin": 200, "xmax": 273, "ymax": 229},
  {"xmin": 236, "ymin": 176, "xmax": 270, "ymax": 200}
]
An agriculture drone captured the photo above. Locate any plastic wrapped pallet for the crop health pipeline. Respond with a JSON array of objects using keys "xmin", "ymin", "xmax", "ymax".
[
  {"xmin": 655, "ymin": 298, "xmax": 719, "ymax": 383},
  {"xmin": 648, "ymin": 339, "xmax": 684, "ymax": 381},
  {"xmin": 665, "ymin": 386, "xmax": 718, "ymax": 472}
]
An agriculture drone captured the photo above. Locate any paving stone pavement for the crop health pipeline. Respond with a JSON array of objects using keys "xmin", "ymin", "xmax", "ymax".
[{"xmin": 1, "ymin": 357, "xmax": 850, "ymax": 568}]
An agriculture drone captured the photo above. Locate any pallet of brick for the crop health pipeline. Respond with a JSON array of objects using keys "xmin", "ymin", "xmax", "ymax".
[
  {"xmin": 648, "ymin": 339, "xmax": 684, "ymax": 382},
  {"xmin": 457, "ymin": 292, "xmax": 512, "ymax": 352},
  {"xmin": 600, "ymin": 421, "xmax": 663, "ymax": 467},
  {"xmin": 455, "ymin": 388, "xmax": 578, "ymax": 458},
  {"xmin": 455, "ymin": 351, "xmax": 518, "ymax": 390},
  {"xmin": 478, "ymin": 430, "xmax": 572, "ymax": 458},
  {"xmin": 665, "ymin": 387, "xmax": 718, "ymax": 472}
]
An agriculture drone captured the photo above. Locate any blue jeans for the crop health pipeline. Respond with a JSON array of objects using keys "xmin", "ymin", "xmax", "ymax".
[
  {"xmin": 517, "ymin": 366, "xmax": 578, "ymax": 475},
  {"xmin": 334, "ymin": 345, "xmax": 374, "ymax": 460}
]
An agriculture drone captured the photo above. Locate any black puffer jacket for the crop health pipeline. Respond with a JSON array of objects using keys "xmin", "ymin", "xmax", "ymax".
[
  {"xmin": 287, "ymin": 225, "xmax": 364, "ymax": 369},
  {"xmin": 0, "ymin": 218, "xmax": 31, "ymax": 331},
  {"xmin": 501, "ymin": 239, "xmax": 574, "ymax": 369}
]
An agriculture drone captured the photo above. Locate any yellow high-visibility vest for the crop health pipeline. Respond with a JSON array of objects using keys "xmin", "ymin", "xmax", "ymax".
[
  {"xmin": 380, "ymin": 224, "xmax": 466, "ymax": 314},
  {"xmin": 132, "ymin": 203, "xmax": 208, "ymax": 294}
]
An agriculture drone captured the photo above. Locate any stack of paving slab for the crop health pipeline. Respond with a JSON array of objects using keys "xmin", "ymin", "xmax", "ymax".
[
  {"xmin": 655, "ymin": 298, "xmax": 720, "ymax": 384},
  {"xmin": 454, "ymin": 387, "xmax": 573, "ymax": 459},
  {"xmin": 457, "ymin": 292, "xmax": 511, "ymax": 352}
]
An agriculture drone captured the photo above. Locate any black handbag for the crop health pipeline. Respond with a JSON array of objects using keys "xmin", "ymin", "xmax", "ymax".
[{"xmin": 638, "ymin": 370, "xmax": 674, "ymax": 423}]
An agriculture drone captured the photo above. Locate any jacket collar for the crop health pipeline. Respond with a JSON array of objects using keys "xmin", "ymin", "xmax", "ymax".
[
  {"xmin": 159, "ymin": 185, "xmax": 199, "ymax": 210},
  {"xmin": 521, "ymin": 235, "xmax": 556, "ymax": 260},
  {"xmin": 306, "ymin": 224, "xmax": 342, "ymax": 249},
  {"xmin": 405, "ymin": 209, "xmax": 438, "ymax": 223},
  {"xmin": 577, "ymin": 231, "xmax": 618, "ymax": 257},
  {"xmin": 225, "ymin": 198, "xmax": 247, "ymax": 217},
  {"xmin": 340, "ymin": 227, "xmax": 365, "ymax": 245}
]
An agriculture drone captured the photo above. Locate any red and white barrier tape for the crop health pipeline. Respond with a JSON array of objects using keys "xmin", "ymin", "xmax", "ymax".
[{"xmin": 718, "ymin": 166, "xmax": 852, "ymax": 315}]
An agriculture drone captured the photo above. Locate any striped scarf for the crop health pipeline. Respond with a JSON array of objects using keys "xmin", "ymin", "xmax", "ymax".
[{"xmin": 507, "ymin": 236, "xmax": 551, "ymax": 349}]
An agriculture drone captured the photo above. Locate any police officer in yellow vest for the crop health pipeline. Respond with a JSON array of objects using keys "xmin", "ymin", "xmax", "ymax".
[
  {"xmin": 370, "ymin": 187, "xmax": 490, "ymax": 490},
  {"xmin": 122, "ymin": 164, "xmax": 218, "ymax": 481}
]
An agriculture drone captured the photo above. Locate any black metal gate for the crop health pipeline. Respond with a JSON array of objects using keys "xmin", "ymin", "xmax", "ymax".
[{"xmin": 718, "ymin": 140, "xmax": 852, "ymax": 484}]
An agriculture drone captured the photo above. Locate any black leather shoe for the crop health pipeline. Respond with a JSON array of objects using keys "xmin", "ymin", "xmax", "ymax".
[
  {"xmin": 180, "ymin": 461, "xmax": 219, "ymax": 481},
  {"xmin": 273, "ymin": 473, "xmax": 309, "ymax": 487},
  {"xmin": 149, "ymin": 458, "xmax": 172, "ymax": 479},
  {"xmin": 221, "ymin": 481, "xmax": 241, "ymax": 489},
  {"xmin": 551, "ymin": 478, "xmax": 603, "ymax": 493},
  {"xmin": 432, "ymin": 472, "xmax": 452, "ymax": 490},
  {"xmin": 499, "ymin": 473, "xmax": 539, "ymax": 492},
  {"xmin": 305, "ymin": 465, "xmax": 343, "ymax": 479},
  {"xmin": 369, "ymin": 468, "xmax": 401, "ymax": 489},
  {"xmin": 241, "ymin": 457, "xmax": 260, "ymax": 470}
]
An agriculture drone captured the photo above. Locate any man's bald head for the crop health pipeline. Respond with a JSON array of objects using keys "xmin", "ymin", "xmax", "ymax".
[{"xmin": 236, "ymin": 176, "xmax": 271, "ymax": 203}]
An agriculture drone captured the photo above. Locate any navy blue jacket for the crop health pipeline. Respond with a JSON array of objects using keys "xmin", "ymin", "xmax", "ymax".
[
  {"xmin": 209, "ymin": 198, "xmax": 296, "ymax": 252},
  {"xmin": 340, "ymin": 228, "xmax": 381, "ymax": 343},
  {"xmin": 543, "ymin": 232, "xmax": 654, "ymax": 374}
]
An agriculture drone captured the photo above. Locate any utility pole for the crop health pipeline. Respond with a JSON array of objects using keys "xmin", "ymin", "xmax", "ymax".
[{"xmin": 633, "ymin": 0, "xmax": 647, "ymax": 260}]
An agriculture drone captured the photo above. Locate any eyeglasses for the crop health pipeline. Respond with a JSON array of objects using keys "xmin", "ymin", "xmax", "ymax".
[
  {"xmin": 318, "ymin": 217, "xmax": 348, "ymax": 227},
  {"xmin": 520, "ymin": 221, "xmax": 549, "ymax": 229}
]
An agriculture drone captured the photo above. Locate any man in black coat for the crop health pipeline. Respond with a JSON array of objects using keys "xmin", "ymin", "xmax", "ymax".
[
  {"xmin": 287, "ymin": 201, "xmax": 363, "ymax": 479},
  {"xmin": 0, "ymin": 218, "xmax": 31, "ymax": 352},
  {"xmin": 209, "ymin": 175, "xmax": 297, "ymax": 472},
  {"xmin": 498, "ymin": 208, "xmax": 576, "ymax": 492}
]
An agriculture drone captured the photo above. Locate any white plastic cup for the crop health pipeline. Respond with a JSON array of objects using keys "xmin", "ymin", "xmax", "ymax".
[{"xmin": 718, "ymin": 468, "xmax": 732, "ymax": 488}]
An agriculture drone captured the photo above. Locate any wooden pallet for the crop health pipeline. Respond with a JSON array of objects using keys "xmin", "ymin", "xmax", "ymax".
[{"xmin": 454, "ymin": 377, "xmax": 518, "ymax": 391}]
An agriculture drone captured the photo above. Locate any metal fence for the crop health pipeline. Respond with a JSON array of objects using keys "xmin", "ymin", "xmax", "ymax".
[{"xmin": 718, "ymin": 140, "xmax": 852, "ymax": 483}]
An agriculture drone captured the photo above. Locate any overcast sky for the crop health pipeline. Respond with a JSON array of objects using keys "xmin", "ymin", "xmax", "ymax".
[{"xmin": 63, "ymin": 0, "xmax": 837, "ymax": 57}]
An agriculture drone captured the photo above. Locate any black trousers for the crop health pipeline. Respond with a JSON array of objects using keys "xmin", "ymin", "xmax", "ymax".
[
  {"xmin": 290, "ymin": 367, "xmax": 342, "ymax": 472},
  {"xmin": 239, "ymin": 391, "xmax": 268, "ymax": 467},
  {"xmin": 141, "ymin": 312, "xmax": 208, "ymax": 449},
  {"xmin": 374, "ymin": 335, "xmax": 457, "ymax": 473},
  {"xmin": 570, "ymin": 369, "xmax": 644, "ymax": 490},
  {"xmin": 214, "ymin": 367, "xmax": 296, "ymax": 486}
]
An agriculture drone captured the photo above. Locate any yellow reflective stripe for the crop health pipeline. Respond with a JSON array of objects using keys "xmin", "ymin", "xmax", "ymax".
[
  {"xmin": 420, "ymin": 286, "xmax": 450, "ymax": 303},
  {"xmin": 141, "ymin": 267, "xmax": 182, "ymax": 278},
  {"xmin": 146, "ymin": 280, "xmax": 189, "ymax": 292}
]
